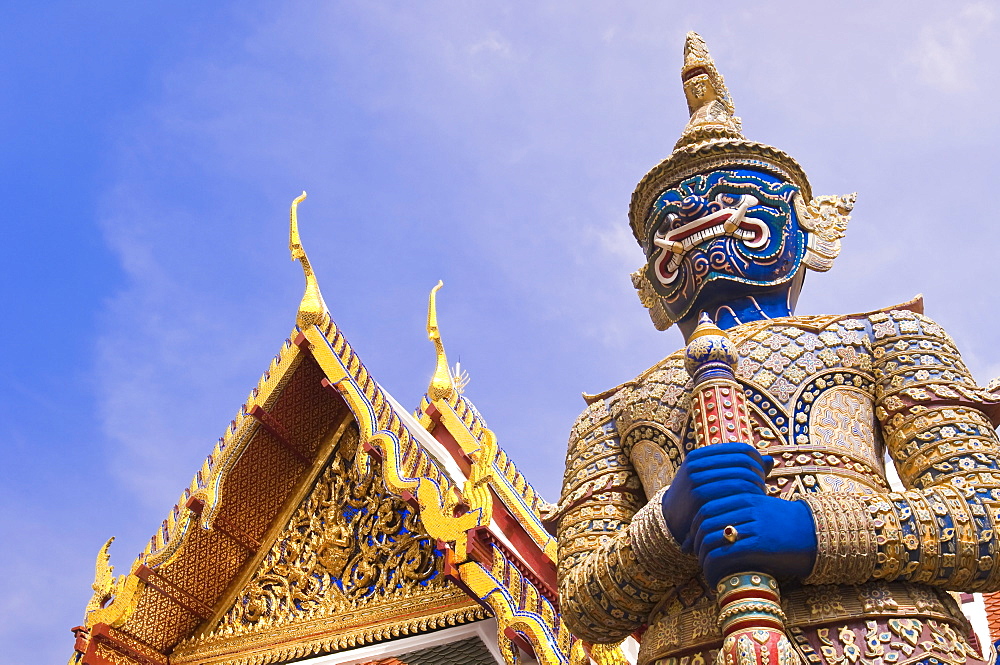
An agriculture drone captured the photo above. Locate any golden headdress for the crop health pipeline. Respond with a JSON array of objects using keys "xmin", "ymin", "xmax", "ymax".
[{"xmin": 628, "ymin": 32, "xmax": 814, "ymax": 244}]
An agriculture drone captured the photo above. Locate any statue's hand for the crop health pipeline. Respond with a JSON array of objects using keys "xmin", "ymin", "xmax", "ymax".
[
  {"xmin": 690, "ymin": 492, "xmax": 817, "ymax": 587},
  {"xmin": 660, "ymin": 441, "xmax": 770, "ymax": 545}
]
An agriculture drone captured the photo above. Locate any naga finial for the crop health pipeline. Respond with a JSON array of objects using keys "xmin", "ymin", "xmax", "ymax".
[
  {"xmin": 85, "ymin": 537, "xmax": 116, "ymax": 615},
  {"xmin": 426, "ymin": 281, "xmax": 455, "ymax": 401},
  {"xmin": 289, "ymin": 192, "xmax": 328, "ymax": 328}
]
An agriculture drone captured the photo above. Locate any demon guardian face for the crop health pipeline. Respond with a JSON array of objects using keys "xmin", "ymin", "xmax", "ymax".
[{"xmin": 641, "ymin": 169, "xmax": 806, "ymax": 325}]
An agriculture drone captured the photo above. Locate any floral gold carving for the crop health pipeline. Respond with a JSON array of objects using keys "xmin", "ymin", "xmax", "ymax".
[{"xmin": 216, "ymin": 425, "xmax": 439, "ymax": 631}]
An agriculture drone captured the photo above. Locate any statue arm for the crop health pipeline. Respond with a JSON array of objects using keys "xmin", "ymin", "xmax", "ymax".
[
  {"xmin": 801, "ymin": 310, "xmax": 1000, "ymax": 590},
  {"xmin": 556, "ymin": 398, "xmax": 699, "ymax": 643}
]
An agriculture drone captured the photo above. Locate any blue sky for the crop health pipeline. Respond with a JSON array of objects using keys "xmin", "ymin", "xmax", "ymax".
[{"xmin": 3, "ymin": 2, "xmax": 1000, "ymax": 663}]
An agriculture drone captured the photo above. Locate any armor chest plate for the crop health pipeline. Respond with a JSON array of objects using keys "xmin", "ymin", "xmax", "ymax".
[{"xmin": 617, "ymin": 318, "xmax": 889, "ymax": 499}]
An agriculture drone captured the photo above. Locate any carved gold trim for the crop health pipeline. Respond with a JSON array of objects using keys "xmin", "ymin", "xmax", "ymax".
[
  {"xmin": 84, "ymin": 199, "xmax": 572, "ymax": 665},
  {"xmin": 171, "ymin": 585, "xmax": 486, "ymax": 665},
  {"xmin": 423, "ymin": 284, "xmax": 556, "ymax": 559},
  {"xmin": 195, "ymin": 409, "xmax": 356, "ymax": 635},
  {"xmin": 84, "ymin": 337, "xmax": 308, "ymax": 632},
  {"xmin": 304, "ymin": 304, "xmax": 572, "ymax": 663}
]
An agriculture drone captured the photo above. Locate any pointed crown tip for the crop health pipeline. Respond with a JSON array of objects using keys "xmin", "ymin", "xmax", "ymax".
[
  {"xmin": 683, "ymin": 31, "xmax": 705, "ymax": 49},
  {"xmin": 682, "ymin": 31, "xmax": 711, "ymax": 61}
]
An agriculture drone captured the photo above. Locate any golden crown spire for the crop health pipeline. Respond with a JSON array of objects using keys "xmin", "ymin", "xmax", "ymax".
[{"xmin": 676, "ymin": 32, "xmax": 744, "ymax": 150}]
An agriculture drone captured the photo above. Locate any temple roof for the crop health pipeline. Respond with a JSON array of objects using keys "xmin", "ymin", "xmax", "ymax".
[{"xmin": 71, "ymin": 194, "xmax": 605, "ymax": 665}]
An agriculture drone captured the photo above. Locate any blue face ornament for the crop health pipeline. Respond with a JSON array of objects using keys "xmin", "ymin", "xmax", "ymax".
[{"xmin": 642, "ymin": 169, "xmax": 806, "ymax": 331}]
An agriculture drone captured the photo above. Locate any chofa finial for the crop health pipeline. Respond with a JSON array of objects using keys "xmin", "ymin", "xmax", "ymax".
[
  {"xmin": 289, "ymin": 192, "xmax": 329, "ymax": 328},
  {"xmin": 426, "ymin": 281, "xmax": 454, "ymax": 401},
  {"xmin": 426, "ymin": 282, "xmax": 470, "ymax": 402}
]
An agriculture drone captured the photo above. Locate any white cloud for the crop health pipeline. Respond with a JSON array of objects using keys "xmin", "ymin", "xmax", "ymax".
[
  {"xmin": 95, "ymin": 180, "xmax": 293, "ymax": 511},
  {"xmin": 469, "ymin": 32, "xmax": 513, "ymax": 57},
  {"xmin": 911, "ymin": 2, "xmax": 996, "ymax": 92},
  {"xmin": 583, "ymin": 218, "xmax": 639, "ymax": 270}
]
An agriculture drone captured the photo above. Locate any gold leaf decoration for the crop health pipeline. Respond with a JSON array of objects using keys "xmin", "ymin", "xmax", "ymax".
[
  {"xmin": 798, "ymin": 192, "xmax": 857, "ymax": 272},
  {"xmin": 216, "ymin": 425, "xmax": 440, "ymax": 631}
]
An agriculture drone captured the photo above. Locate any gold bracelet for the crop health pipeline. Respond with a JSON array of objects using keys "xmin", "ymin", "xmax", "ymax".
[
  {"xmin": 798, "ymin": 493, "xmax": 877, "ymax": 585},
  {"xmin": 628, "ymin": 485, "xmax": 699, "ymax": 581}
]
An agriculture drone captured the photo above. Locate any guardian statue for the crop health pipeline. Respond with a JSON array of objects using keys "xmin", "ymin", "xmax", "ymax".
[{"xmin": 556, "ymin": 33, "xmax": 1000, "ymax": 665}]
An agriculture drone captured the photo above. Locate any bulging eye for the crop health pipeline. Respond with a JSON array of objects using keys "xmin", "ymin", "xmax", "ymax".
[
  {"xmin": 716, "ymin": 193, "xmax": 740, "ymax": 207},
  {"xmin": 657, "ymin": 213, "xmax": 680, "ymax": 236}
]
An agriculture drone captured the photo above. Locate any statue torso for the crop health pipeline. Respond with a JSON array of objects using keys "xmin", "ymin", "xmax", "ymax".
[
  {"xmin": 614, "ymin": 313, "xmax": 889, "ymax": 501},
  {"xmin": 564, "ymin": 308, "xmax": 982, "ymax": 664}
]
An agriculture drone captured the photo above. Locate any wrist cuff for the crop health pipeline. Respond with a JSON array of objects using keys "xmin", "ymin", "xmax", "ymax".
[
  {"xmin": 629, "ymin": 486, "xmax": 699, "ymax": 579},
  {"xmin": 797, "ymin": 492, "xmax": 877, "ymax": 585}
]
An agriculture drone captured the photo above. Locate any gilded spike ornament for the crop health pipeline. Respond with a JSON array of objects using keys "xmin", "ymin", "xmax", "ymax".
[
  {"xmin": 289, "ymin": 191, "xmax": 329, "ymax": 327},
  {"xmin": 676, "ymin": 32, "xmax": 742, "ymax": 149},
  {"xmin": 85, "ymin": 537, "xmax": 117, "ymax": 616},
  {"xmin": 426, "ymin": 280, "xmax": 456, "ymax": 402}
]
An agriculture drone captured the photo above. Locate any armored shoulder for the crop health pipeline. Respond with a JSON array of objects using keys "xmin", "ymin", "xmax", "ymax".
[
  {"xmin": 866, "ymin": 307, "xmax": 1000, "ymax": 425},
  {"xmin": 800, "ymin": 304, "xmax": 1000, "ymax": 590},
  {"xmin": 560, "ymin": 395, "xmax": 632, "ymax": 510},
  {"xmin": 557, "ymin": 378, "xmax": 696, "ymax": 644}
]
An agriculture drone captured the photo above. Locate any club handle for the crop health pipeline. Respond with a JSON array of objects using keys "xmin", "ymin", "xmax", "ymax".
[{"xmin": 684, "ymin": 315, "xmax": 802, "ymax": 665}]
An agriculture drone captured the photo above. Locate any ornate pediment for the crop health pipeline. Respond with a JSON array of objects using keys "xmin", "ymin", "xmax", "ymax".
[
  {"xmin": 171, "ymin": 423, "xmax": 485, "ymax": 665},
  {"xmin": 72, "ymin": 200, "xmax": 567, "ymax": 665}
]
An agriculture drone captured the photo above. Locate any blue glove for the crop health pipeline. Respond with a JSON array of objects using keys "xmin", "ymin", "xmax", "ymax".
[
  {"xmin": 660, "ymin": 441, "xmax": 770, "ymax": 545},
  {"xmin": 689, "ymin": 491, "xmax": 817, "ymax": 587}
]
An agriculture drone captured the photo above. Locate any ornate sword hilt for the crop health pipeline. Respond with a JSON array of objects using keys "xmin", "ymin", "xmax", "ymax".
[{"xmin": 684, "ymin": 313, "xmax": 801, "ymax": 665}]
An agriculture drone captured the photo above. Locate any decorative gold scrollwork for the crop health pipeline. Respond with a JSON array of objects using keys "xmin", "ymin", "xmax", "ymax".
[
  {"xmin": 797, "ymin": 192, "xmax": 856, "ymax": 272},
  {"xmin": 217, "ymin": 425, "xmax": 440, "ymax": 630}
]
